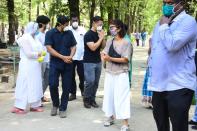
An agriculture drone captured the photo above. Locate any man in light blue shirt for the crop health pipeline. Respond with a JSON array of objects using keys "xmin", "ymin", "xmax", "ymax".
[{"xmin": 148, "ymin": 0, "xmax": 197, "ymax": 131}]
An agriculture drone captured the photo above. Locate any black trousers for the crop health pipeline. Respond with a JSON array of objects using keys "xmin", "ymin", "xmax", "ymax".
[
  {"xmin": 49, "ymin": 64, "xmax": 73, "ymax": 111},
  {"xmin": 70, "ymin": 60, "xmax": 84, "ymax": 95},
  {"xmin": 152, "ymin": 88, "xmax": 194, "ymax": 131}
]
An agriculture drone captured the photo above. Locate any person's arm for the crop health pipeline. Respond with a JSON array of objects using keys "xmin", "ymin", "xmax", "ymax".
[
  {"xmin": 46, "ymin": 45, "xmax": 63, "ymax": 59},
  {"xmin": 86, "ymin": 30, "xmax": 105, "ymax": 51},
  {"xmin": 101, "ymin": 37, "xmax": 106, "ymax": 49},
  {"xmin": 69, "ymin": 46, "xmax": 76, "ymax": 58},
  {"xmin": 159, "ymin": 16, "xmax": 197, "ymax": 52},
  {"xmin": 103, "ymin": 41, "xmax": 131, "ymax": 63},
  {"xmin": 18, "ymin": 37, "xmax": 41, "ymax": 59}
]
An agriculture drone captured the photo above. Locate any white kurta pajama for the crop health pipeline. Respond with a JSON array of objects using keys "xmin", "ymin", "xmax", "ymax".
[
  {"xmin": 102, "ymin": 38, "xmax": 132, "ymax": 120},
  {"xmin": 15, "ymin": 33, "xmax": 43, "ymax": 110}
]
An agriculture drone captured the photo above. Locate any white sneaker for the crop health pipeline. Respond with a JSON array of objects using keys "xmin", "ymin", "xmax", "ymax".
[
  {"xmin": 121, "ymin": 125, "xmax": 130, "ymax": 131},
  {"xmin": 104, "ymin": 117, "xmax": 114, "ymax": 127}
]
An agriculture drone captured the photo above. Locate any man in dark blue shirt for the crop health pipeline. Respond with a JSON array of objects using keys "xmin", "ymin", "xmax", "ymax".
[
  {"xmin": 83, "ymin": 16, "xmax": 105, "ymax": 108},
  {"xmin": 45, "ymin": 15, "xmax": 76, "ymax": 118}
]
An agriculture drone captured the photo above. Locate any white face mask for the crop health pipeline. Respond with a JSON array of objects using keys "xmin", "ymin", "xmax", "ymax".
[
  {"xmin": 72, "ymin": 22, "xmax": 78, "ymax": 29},
  {"xmin": 97, "ymin": 26, "xmax": 102, "ymax": 32},
  {"xmin": 63, "ymin": 26, "xmax": 69, "ymax": 32},
  {"xmin": 46, "ymin": 24, "xmax": 50, "ymax": 29}
]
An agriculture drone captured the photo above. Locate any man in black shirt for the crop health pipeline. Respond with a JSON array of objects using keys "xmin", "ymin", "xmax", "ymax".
[{"xmin": 83, "ymin": 16, "xmax": 105, "ymax": 108}]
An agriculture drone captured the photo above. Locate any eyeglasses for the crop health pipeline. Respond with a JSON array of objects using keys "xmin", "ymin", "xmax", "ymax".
[{"xmin": 109, "ymin": 25, "xmax": 116, "ymax": 30}]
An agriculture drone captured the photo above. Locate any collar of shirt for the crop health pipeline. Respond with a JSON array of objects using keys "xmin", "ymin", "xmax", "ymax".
[{"xmin": 172, "ymin": 10, "xmax": 186, "ymax": 22}]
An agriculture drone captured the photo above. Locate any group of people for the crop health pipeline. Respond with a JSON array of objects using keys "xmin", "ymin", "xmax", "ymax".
[
  {"xmin": 10, "ymin": 0, "xmax": 197, "ymax": 131},
  {"xmin": 133, "ymin": 31, "xmax": 147, "ymax": 47},
  {"xmin": 11, "ymin": 14, "xmax": 132, "ymax": 131}
]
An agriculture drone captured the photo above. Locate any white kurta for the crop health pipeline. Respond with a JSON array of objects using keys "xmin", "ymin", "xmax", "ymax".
[
  {"xmin": 102, "ymin": 72, "xmax": 130, "ymax": 119},
  {"xmin": 14, "ymin": 34, "xmax": 43, "ymax": 109}
]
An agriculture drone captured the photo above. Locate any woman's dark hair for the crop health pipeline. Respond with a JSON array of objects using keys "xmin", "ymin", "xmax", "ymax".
[
  {"xmin": 110, "ymin": 19, "xmax": 126, "ymax": 38},
  {"xmin": 55, "ymin": 15, "xmax": 69, "ymax": 27}
]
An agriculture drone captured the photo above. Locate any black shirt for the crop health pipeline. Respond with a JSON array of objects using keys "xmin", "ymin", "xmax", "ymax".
[
  {"xmin": 83, "ymin": 30, "xmax": 101, "ymax": 63},
  {"xmin": 45, "ymin": 28, "xmax": 77, "ymax": 69}
]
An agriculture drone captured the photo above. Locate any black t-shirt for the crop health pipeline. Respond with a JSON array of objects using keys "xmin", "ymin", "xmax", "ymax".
[
  {"xmin": 45, "ymin": 28, "xmax": 77, "ymax": 69},
  {"xmin": 83, "ymin": 30, "xmax": 101, "ymax": 63}
]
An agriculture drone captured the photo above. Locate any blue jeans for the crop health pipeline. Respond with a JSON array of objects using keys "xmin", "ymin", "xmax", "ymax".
[
  {"xmin": 83, "ymin": 62, "xmax": 102, "ymax": 101},
  {"xmin": 142, "ymin": 68, "xmax": 152, "ymax": 97},
  {"xmin": 193, "ymin": 87, "xmax": 197, "ymax": 121}
]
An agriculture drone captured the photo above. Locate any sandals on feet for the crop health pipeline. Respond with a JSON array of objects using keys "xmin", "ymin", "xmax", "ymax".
[
  {"xmin": 11, "ymin": 107, "xmax": 26, "ymax": 114},
  {"xmin": 30, "ymin": 107, "xmax": 44, "ymax": 112}
]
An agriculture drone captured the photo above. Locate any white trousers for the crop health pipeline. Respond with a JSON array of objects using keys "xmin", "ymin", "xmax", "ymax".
[
  {"xmin": 15, "ymin": 99, "xmax": 41, "ymax": 110},
  {"xmin": 102, "ymin": 72, "xmax": 131, "ymax": 119}
]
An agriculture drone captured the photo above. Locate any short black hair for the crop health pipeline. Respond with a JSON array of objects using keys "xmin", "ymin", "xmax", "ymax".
[
  {"xmin": 110, "ymin": 19, "xmax": 126, "ymax": 38},
  {"xmin": 92, "ymin": 16, "xmax": 103, "ymax": 23},
  {"xmin": 56, "ymin": 15, "xmax": 69, "ymax": 27},
  {"xmin": 173, "ymin": 0, "xmax": 184, "ymax": 4},
  {"xmin": 36, "ymin": 15, "xmax": 50, "ymax": 28},
  {"xmin": 36, "ymin": 15, "xmax": 50, "ymax": 24}
]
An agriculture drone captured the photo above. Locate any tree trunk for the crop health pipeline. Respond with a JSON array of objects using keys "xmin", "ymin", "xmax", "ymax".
[
  {"xmin": 0, "ymin": 23, "xmax": 5, "ymax": 42},
  {"xmin": 28, "ymin": 0, "xmax": 32, "ymax": 21},
  {"xmin": 7, "ymin": 0, "xmax": 15, "ymax": 45},
  {"xmin": 37, "ymin": 4, "xmax": 40, "ymax": 17},
  {"xmin": 100, "ymin": 0, "xmax": 104, "ymax": 19},
  {"xmin": 114, "ymin": 0, "xmax": 120, "ymax": 19},
  {"xmin": 89, "ymin": 0, "xmax": 96, "ymax": 28},
  {"xmin": 68, "ymin": 0, "xmax": 80, "ymax": 23}
]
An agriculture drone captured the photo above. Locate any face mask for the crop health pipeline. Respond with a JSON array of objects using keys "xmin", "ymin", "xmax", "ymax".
[
  {"xmin": 46, "ymin": 24, "xmax": 50, "ymax": 29},
  {"xmin": 162, "ymin": 4, "xmax": 174, "ymax": 17},
  {"xmin": 72, "ymin": 22, "xmax": 78, "ymax": 29},
  {"xmin": 63, "ymin": 26, "xmax": 69, "ymax": 32},
  {"xmin": 110, "ymin": 29, "xmax": 118, "ymax": 37},
  {"xmin": 96, "ymin": 26, "xmax": 102, "ymax": 32}
]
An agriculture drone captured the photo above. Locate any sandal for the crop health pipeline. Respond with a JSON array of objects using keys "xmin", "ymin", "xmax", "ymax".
[
  {"xmin": 11, "ymin": 107, "xmax": 26, "ymax": 114},
  {"xmin": 30, "ymin": 107, "xmax": 44, "ymax": 112},
  {"xmin": 104, "ymin": 117, "xmax": 114, "ymax": 127}
]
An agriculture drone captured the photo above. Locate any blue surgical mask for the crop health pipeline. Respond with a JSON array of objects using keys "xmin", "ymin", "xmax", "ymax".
[{"xmin": 162, "ymin": 4, "xmax": 174, "ymax": 17}]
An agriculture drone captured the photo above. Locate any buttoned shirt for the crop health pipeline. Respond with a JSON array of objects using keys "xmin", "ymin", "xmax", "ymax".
[
  {"xmin": 69, "ymin": 26, "xmax": 86, "ymax": 61},
  {"xmin": 148, "ymin": 11, "xmax": 197, "ymax": 92}
]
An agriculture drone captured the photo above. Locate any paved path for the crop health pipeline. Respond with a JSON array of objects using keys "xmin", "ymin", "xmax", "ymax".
[{"xmin": 0, "ymin": 44, "xmax": 196, "ymax": 131}]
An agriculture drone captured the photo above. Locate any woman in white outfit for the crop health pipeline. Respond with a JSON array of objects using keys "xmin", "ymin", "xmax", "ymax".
[
  {"xmin": 101, "ymin": 19, "xmax": 132, "ymax": 131},
  {"xmin": 11, "ymin": 22, "xmax": 44, "ymax": 114}
]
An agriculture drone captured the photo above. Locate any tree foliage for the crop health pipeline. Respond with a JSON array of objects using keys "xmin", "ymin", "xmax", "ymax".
[{"xmin": 0, "ymin": 0, "xmax": 197, "ymax": 44}]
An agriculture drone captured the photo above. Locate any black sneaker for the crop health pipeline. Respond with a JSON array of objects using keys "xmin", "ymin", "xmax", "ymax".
[
  {"xmin": 68, "ymin": 94, "xmax": 76, "ymax": 101},
  {"xmin": 91, "ymin": 101, "xmax": 99, "ymax": 108},
  {"xmin": 189, "ymin": 120, "xmax": 197, "ymax": 125},
  {"xmin": 83, "ymin": 98, "xmax": 91, "ymax": 108}
]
